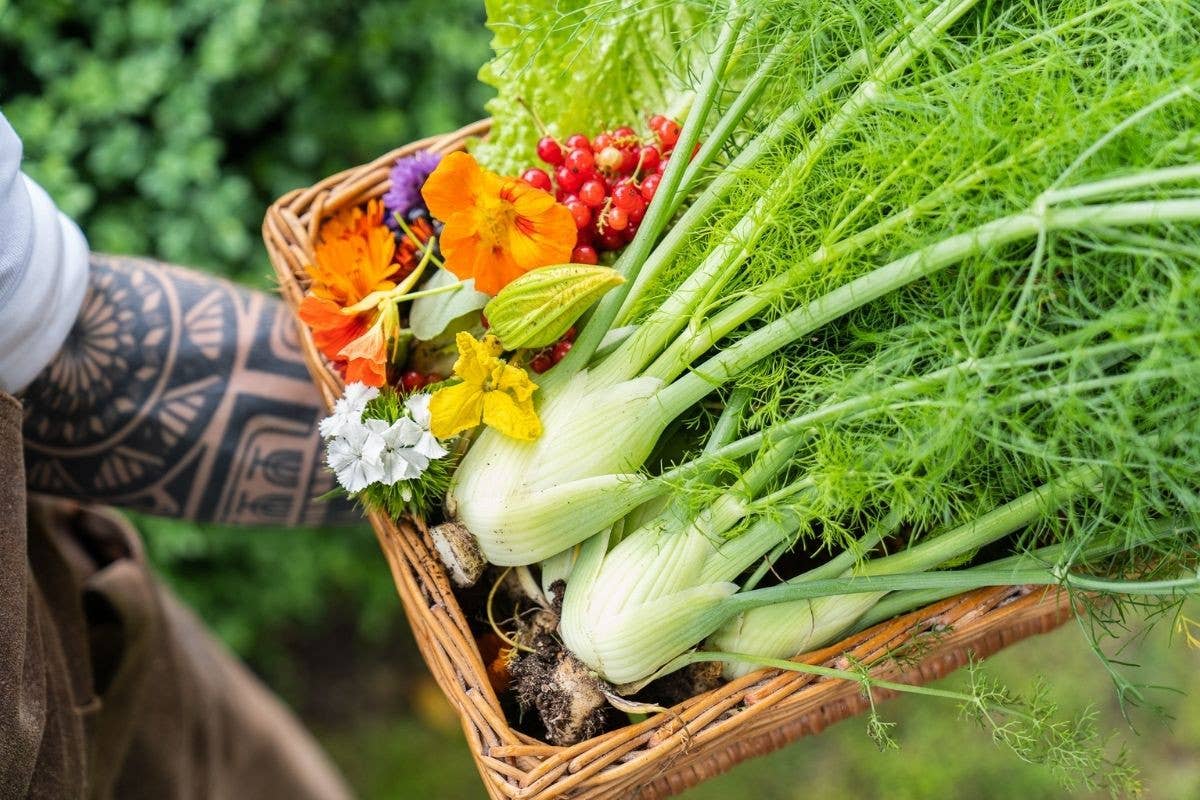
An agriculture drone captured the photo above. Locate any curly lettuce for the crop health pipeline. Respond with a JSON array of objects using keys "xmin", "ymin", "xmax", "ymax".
[{"xmin": 472, "ymin": 0, "xmax": 711, "ymax": 176}]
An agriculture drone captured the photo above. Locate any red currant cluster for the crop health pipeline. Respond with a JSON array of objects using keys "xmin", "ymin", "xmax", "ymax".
[
  {"xmin": 528, "ymin": 327, "xmax": 576, "ymax": 374},
  {"xmin": 399, "ymin": 369, "xmax": 443, "ymax": 393},
  {"xmin": 520, "ymin": 115, "xmax": 689, "ymax": 263}
]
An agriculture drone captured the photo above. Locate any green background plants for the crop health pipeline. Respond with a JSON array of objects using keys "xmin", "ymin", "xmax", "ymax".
[
  {"xmin": 2, "ymin": 1, "xmax": 1197, "ymax": 797},
  {"xmin": 0, "ymin": 0, "xmax": 491, "ymax": 284}
]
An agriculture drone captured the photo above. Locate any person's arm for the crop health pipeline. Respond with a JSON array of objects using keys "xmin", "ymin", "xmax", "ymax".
[{"xmin": 20, "ymin": 253, "xmax": 360, "ymax": 526}]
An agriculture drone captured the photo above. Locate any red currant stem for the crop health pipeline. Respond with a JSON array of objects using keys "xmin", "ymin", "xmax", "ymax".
[
  {"xmin": 516, "ymin": 96, "xmax": 552, "ymax": 139},
  {"xmin": 596, "ymin": 195, "xmax": 614, "ymax": 233},
  {"xmin": 631, "ymin": 151, "xmax": 647, "ymax": 184},
  {"xmin": 543, "ymin": 5, "xmax": 749, "ymax": 388}
]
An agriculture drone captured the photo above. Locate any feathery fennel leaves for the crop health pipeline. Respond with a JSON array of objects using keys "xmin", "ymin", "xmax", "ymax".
[{"xmin": 452, "ymin": 0, "xmax": 1200, "ymax": 783}]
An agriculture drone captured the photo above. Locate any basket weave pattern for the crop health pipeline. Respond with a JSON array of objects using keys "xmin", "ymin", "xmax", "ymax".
[{"xmin": 262, "ymin": 121, "xmax": 1074, "ymax": 800}]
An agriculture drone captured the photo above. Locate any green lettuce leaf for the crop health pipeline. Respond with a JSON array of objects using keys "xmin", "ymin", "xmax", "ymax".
[{"xmin": 473, "ymin": 0, "xmax": 711, "ymax": 176}]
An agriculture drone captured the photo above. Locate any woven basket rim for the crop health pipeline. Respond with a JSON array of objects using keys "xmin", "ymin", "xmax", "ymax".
[{"xmin": 261, "ymin": 119, "xmax": 1075, "ymax": 800}]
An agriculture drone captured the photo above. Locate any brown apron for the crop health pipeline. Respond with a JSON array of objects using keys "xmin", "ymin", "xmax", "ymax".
[{"xmin": 0, "ymin": 392, "xmax": 354, "ymax": 800}]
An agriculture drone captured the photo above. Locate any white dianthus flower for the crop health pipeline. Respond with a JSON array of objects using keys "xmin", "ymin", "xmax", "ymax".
[
  {"xmin": 326, "ymin": 421, "xmax": 386, "ymax": 492},
  {"xmin": 323, "ymin": 389, "xmax": 450, "ymax": 493},
  {"xmin": 319, "ymin": 383, "xmax": 380, "ymax": 439},
  {"xmin": 404, "ymin": 392, "xmax": 433, "ymax": 427},
  {"xmin": 366, "ymin": 417, "xmax": 430, "ymax": 483},
  {"xmin": 404, "ymin": 393, "xmax": 449, "ymax": 460}
]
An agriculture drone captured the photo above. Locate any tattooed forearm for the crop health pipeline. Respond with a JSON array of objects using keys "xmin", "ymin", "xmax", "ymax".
[{"xmin": 20, "ymin": 253, "xmax": 360, "ymax": 527}]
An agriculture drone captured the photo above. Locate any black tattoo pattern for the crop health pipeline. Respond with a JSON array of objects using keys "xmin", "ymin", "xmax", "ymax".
[{"xmin": 21, "ymin": 254, "xmax": 358, "ymax": 527}]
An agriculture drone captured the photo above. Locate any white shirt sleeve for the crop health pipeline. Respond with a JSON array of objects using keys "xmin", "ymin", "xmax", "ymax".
[{"xmin": 0, "ymin": 112, "xmax": 90, "ymax": 394}]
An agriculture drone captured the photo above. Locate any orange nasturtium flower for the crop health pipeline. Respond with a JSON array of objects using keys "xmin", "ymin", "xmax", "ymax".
[
  {"xmin": 421, "ymin": 151, "xmax": 576, "ymax": 295},
  {"xmin": 429, "ymin": 332, "xmax": 541, "ymax": 441},
  {"xmin": 298, "ymin": 199, "xmax": 399, "ymax": 386},
  {"xmin": 336, "ymin": 302, "xmax": 399, "ymax": 387}
]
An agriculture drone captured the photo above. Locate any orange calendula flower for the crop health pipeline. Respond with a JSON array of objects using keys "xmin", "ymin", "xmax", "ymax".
[
  {"xmin": 305, "ymin": 199, "xmax": 397, "ymax": 307},
  {"xmin": 299, "ymin": 200, "xmax": 399, "ymax": 386},
  {"xmin": 421, "ymin": 152, "xmax": 575, "ymax": 295},
  {"xmin": 429, "ymin": 332, "xmax": 541, "ymax": 441}
]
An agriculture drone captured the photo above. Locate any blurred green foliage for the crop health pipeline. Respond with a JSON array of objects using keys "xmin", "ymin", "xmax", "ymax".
[
  {"xmin": 0, "ymin": 0, "xmax": 491, "ymax": 283},
  {"xmin": 126, "ymin": 514, "xmax": 401, "ymax": 686}
]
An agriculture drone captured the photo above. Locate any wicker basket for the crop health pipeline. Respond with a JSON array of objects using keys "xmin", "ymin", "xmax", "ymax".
[{"xmin": 262, "ymin": 120, "xmax": 1074, "ymax": 799}]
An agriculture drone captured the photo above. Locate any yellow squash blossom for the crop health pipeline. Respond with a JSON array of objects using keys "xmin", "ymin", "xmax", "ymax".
[
  {"xmin": 430, "ymin": 332, "xmax": 541, "ymax": 441},
  {"xmin": 421, "ymin": 152, "xmax": 575, "ymax": 295}
]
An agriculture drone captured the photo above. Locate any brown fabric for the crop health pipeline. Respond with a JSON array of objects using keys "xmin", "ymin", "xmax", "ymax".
[
  {"xmin": 0, "ymin": 392, "xmax": 354, "ymax": 800},
  {"xmin": 0, "ymin": 392, "xmax": 86, "ymax": 800}
]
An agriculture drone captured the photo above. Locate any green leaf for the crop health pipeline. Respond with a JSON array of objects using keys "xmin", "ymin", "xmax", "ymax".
[{"xmin": 408, "ymin": 267, "xmax": 489, "ymax": 340}]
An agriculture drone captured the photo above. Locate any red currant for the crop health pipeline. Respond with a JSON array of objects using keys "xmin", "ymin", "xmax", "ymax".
[
  {"xmin": 592, "ymin": 132, "xmax": 614, "ymax": 151},
  {"xmin": 627, "ymin": 195, "xmax": 646, "ymax": 223},
  {"xmin": 552, "ymin": 340, "xmax": 573, "ymax": 362},
  {"xmin": 537, "ymin": 136, "xmax": 564, "ymax": 165},
  {"xmin": 612, "ymin": 126, "xmax": 637, "ymax": 141},
  {"xmin": 691, "ymin": 141, "xmax": 702, "ymax": 160},
  {"xmin": 564, "ymin": 148, "xmax": 595, "ymax": 173},
  {"xmin": 401, "ymin": 370, "xmax": 424, "ymax": 392},
  {"xmin": 564, "ymin": 326, "xmax": 577, "ymax": 341},
  {"xmin": 530, "ymin": 354, "xmax": 553, "ymax": 374},
  {"xmin": 648, "ymin": 114, "xmax": 667, "ymax": 131},
  {"xmin": 611, "ymin": 181, "xmax": 640, "ymax": 211},
  {"xmin": 565, "ymin": 133, "xmax": 591, "ymax": 151},
  {"xmin": 556, "ymin": 165, "xmax": 584, "ymax": 192},
  {"xmin": 595, "ymin": 146, "xmax": 623, "ymax": 172},
  {"xmin": 571, "ymin": 245, "xmax": 599, "ymax": 264},
  {"xmin": 422, "ymin": 372, "xmax": 443, "ymax": 387},
  {"xmin": 597, "ymin": 226, "xmax": 625, "ymax": 250},
  {"xmin": 565, "ymin": 199, "xmax": 592, "ymax": 230},
  {"xmin": 636, "ymin": 145, "xmax": 661, "ymax": 173},
  {"xmin": 579, "ymin": 179, "xmax": 607, "ymax": 207},
  {"xmin": 640, "ymin": 173, "xmax": 661, "ymax": 201},
  {"xmin": 656, "ymin": 118, "xmax": 681, "ymax": 148},
  {"xmin": 619, "ymin": 147, "xmax": 639, "ymax": 173},
  {"xmin": 607, "ymin": 206, "xmax": 629, "ymax": 231},
  {"xmin": 521, "ymin": 167, "xmax": 553, "ymax": 192}
]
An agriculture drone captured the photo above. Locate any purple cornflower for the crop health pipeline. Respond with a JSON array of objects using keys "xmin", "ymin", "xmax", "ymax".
[{"xmin": 383, "ymin": 151, "xmax": 442, "ymax": 230}]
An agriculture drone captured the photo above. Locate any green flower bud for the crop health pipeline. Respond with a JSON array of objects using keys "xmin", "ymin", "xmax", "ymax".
[{"xmin": 485, "ymin": 265, "xmax": 625, "ymax": 350}]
